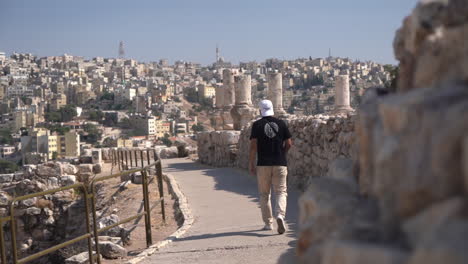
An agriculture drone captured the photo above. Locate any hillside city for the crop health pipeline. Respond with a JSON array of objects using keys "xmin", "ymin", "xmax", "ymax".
[{"xmin": 0, "ymin": 47, "xmax": 393, "ymax": 172}]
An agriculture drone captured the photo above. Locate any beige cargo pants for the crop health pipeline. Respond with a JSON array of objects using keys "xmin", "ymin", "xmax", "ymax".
[{"xmin": 256, "ymin": 166, "xmax": 288, "ymax": 225}]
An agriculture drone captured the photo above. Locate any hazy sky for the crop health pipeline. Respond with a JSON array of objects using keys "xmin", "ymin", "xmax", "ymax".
[{"xmin": 0, "ymin": 0, "xmax": 419, "ymax": 65}]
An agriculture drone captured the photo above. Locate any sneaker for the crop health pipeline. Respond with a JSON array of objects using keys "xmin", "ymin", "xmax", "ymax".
[
  {"xmin": 277, "ymin": 217, "xmax": 286, "ymax": 234},
  {"xmin": 262, "ymin": 224, "xmax": 273, "ymax": 231}
]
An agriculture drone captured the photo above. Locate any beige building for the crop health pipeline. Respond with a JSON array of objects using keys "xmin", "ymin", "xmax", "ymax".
[
  {"xmin": 50, "ymin": 93, "xmax": 67, "ymax": 111},
  {"xmin": 13, "ymin": 110, "xmax": 38, "ymax": 131},
  {"xmin": 155, "ymin": 120, "xmax": 171, "ymax": 138},
  {"xmin": 21, "ymin": 128, "xmax": 80, "ymax": 160},
  {"xmin": 198, "ymin": 84, "xmax": 216, "ymax": 101},
  {"xmin": 117, "ymin": 138, "xmax": 133, "ymax": 148}
]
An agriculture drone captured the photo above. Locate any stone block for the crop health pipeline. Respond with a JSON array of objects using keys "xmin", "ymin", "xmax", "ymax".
[
  {"xmin": 403, "ymin": 197, "xmax": 465, "ymax": 247},
  {"xmin": 98, "ymin": 241, "xmax": 127, "ymax": 259},
  {"xmin": 407, "ymin": 218, "xmax": 468, "ymax": 264},
  {"xmin": 60, "ymin": 175, "xmax": 77, "ymax": 186},
  {"xmin": 0, "ymin": 173, "xmax": 14, "ymax": 183},
  {"xmin": 321, "ymin": 240, "xmax": 408, "ymax": 264},
  {"xmin": 65, "ymin": 251, "xmax": 100, "ymax": 264}
]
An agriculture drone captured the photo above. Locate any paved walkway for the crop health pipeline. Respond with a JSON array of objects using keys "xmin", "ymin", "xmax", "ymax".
[{"xmin": 141, "ymin": 158, "xmax": 298, "ymax": 264}]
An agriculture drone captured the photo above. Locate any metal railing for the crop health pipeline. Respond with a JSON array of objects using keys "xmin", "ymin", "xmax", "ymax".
[{"xmin": 0, "ymin": 148, "xmax": 165, "ymax": 264}]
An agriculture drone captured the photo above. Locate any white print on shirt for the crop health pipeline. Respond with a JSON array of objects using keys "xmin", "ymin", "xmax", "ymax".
[{"xmin": 264, "ymin": 122, "xmax": 279, "ymax": 139}]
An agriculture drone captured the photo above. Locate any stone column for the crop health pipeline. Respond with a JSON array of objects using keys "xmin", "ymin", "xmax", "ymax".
[
  {"xmin": 223, "ymin": 69, "xmax": 235, "ymax": 108},
  {"xmin": 267, "ymin": 72, "xmax": 286, "ymax": 117},
  {"xmin": 234, "ymin": 74, "xmax": 252, "ymax": 106},
  {"xmin": 221, "ymin": 69, "xmax": 235, "ymax": 130},
  {"xmin": 215, "ymin": 85, "xmax": 224, "ymax": 109},
  {"xmin": 231, "ymin": 74, "xmax": 257, "ymax": 130},
  {"xmin": 213, "ymin": 85, "xmax": 225, "ymax": 130},
  {"xmin": 333, "ymin": 75, "xmax": 353, "ymax": 113}
]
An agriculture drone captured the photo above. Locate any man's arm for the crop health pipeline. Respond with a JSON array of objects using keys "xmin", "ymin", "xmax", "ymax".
[
  {"xmin": 249, "ymin": 139, "xmax": 257, "ymax": 176},
  {"xmin": 284, "ymin": 138, "xmax": 292, "ymax": 153}
]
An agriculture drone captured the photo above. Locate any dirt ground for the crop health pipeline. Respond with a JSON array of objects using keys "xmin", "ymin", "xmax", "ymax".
[{"xmin": 96, "ymin": 163, "xmax": 179, "ymax": 263}]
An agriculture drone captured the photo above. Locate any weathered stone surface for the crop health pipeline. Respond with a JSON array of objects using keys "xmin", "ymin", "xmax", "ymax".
[
  {"xmin": 0, "ymin": 173, "xmax": 14, "ymax": 183},
  {"xmin": 297, "ymin": 177, "xmax": 379, "ymax": 257},
  {"xmin": 60, "ymin": 163, "xmax": 78, "ymax": 175},
  {"xmin": 98, "ymin": 241, "xmax": 127, "ymax": 259},
  {"xmin": 92, "ymin": 163, "xmax": 102, "ymax": 174},
  {"xmin": 65, "ymin": 251, "xmax": 99, "ymax": 264},
  {"xmin": 160, "ymin": 146, "xmax": 179, "ymax": 159},
  {"xmin": 98, "ymin": 214, "xmax": 123, "ymax": 237},
  {"xmin": 0, "ymin": 192, "xmax": 11, "ymax": 206},
  {"xmin": 403, "ymin": 197, "xmax": 465, "ymax": 247},
  {"xmin": 78, "ymin": 164, "xmax": 93, "ymax": 174},
  {"xmin": 36, "ymin": 163, "xmax": 61, "ymax": 177},
  {"xmin": 407, "ymin": 219, "xmax": 468, "ymax": 264},
  {"xmin": 321, "ymin": 240, "xmax": 408, "ymax": 264},
  {"xmin": 362, "ymin": 84, "xmax": 468, "ymax": 231},
  {"xmin": 60, "ymin": 175, "xmax": 77, "ymax": 186},
  {"xmin": 394, "ymin": 0, "xmax": 468, "ymax": 91},
  {"xmin": 197, "ymin": 131, "xmax": 240, "ymax": 167}
]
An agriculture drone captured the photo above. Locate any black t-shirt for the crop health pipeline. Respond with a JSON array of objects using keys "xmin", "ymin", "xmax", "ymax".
[{"xmin": 250, "ymin": 116, "xmax": 292, "ymax": 166}]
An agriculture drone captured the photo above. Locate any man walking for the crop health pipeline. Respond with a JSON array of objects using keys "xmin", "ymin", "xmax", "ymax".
[{"xmin": 249, "ymin": 99, "xmax": 292, "ymax": 234}]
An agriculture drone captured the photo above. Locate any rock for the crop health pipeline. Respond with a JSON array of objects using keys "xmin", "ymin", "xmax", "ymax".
[
  {"xmin": 98, "ymin": 214, "xmax": 123, "ymax": 237},
  {"xmin": 21, "ymin": 197, "xmax": 37, "ymax": 207},
  {"xmin": 370, "ymin": 84, "xmax": 468, "ymax": 228},
  {"xmin": 98, "ymin": 241, "xmax": 127, "ymax": 259},
  {"xmin": 407, "ymin": 218, "xmax": 468, "ymax": 264},
  {"xmin": 36, "ymin": 164, "xmax": 61, "ymax": 177},
  {"xmin": 92, "ymin": 164, "xmax": 102, "ymax": 174},
  {"xmin": 131, "ymin": 171, "xmax": 143, "ymax": 184},
  {"xmin": 65, "ymin": 251, "xmax": 100, "ymax": 264},
  {"xmin": 0, "ymin": 192, "xmax": 11, "ymax": 206},
  {"xmin": 60, "ymin": 175, "xmax": 77, "ymax": 186},
  {"xmin": 26, "ymin": 207, "xmax": 41, "ymax": 215},
  {"xmin": 403, "ymin": 197, "xmax": 465, "ymax": 247},
  {"xmin": 48, "ymin": 177, "xmax": 59, "ymax": 187},
  {"xmin": 79, "ymin": 156, "xmax": 93, "ymax": 164},
  {"xmin": 160, "ymin": 147, "xmax": 179, "ymax": 159},
  {"xmin": 0, "ymin": 173, "xmax": 14, "ymax": 183},
  {"xmin": 60, "ymin": 163, "xmax": 78, "ymax": 175},
  {"xmin": 326, "ymin": 157, "xmax": 357, "ymax": 191},
  {"xmin": 297, "ymin": 177, "xmax": 380, "ymax": 256},
  {"xmin": 78, "ymin": 164, "xmax": 93, "ymax": 174},
  {"xmin": 321, "ymin": 240, "xmax": 408, "ymax": 264},
  {"xmin": 98, "ymin": 236, "xmax": 124, "ymax": 246}
]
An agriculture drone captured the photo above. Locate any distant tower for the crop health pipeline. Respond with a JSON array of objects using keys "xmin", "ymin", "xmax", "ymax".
[
  {"xmin": 328, "ymin": 48, "xmax": 332, "ymax": 58},
  {"xmin": 119, "ymin": 41, "xmax": 125, "ymax": 59},
  {"xmin": 216, "ymin": 44, "xmax": 220, "ymax": 62}
]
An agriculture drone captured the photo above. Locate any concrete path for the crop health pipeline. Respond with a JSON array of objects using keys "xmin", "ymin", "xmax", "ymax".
[{"xmin": 140, "ymin": 158, "xmax": 299, "ymax": 264}]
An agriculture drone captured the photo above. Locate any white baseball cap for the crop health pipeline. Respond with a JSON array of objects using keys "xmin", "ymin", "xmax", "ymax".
[{"xmin": 259, "ymin": 99, "xmax": 274, "ymax": 117}]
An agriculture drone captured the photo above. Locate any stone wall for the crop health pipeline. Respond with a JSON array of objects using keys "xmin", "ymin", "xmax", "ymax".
[
  {"xmin": 197, "ymin": 131, "xmax": 240, "ymax": 167},
  {"xmin": 297, "ymin": 1, "xmax": 468, "ymax": 263},
  {"xmin": 238, "ymin": 114, "xmax": 356, "ymax": 189}
]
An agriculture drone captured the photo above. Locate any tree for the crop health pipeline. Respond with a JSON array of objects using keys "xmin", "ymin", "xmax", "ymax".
[
  {"xmin": 100, "ymin": 92, "xmax": 114, "ymax": 101},
  {"xmin": 88, "ymin": 110, "xmax": 104, "ymax": 122},
  {"xmin": 0, "ymin": 160, "xmax": 18, "ymax": 173},
  {"xmin": 60, "ymin": 105, "xmax": 77, "ymax": 122},
  {"xmin": 160, "ymin": 134, "xmax": 172, "ymax": 147},
  {"xmin": 384, "ymin": 64, "xmax": 399, "ymax": 93},
  {"xmin": 191, "ymin": 122, "xmax": 205, "ymax": 132},
  {"xmin": 82, "ymin": 124, "xmax": 102, "ymax": 144},
  {"xmin": 0, "ymin": 128, "xmax": 13, "ymax": 144}
]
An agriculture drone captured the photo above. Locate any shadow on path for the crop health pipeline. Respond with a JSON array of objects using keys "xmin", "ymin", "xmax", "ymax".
[{"xmin": 165, "ymin": 160, "xmax": 300, "ymax": 243}]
